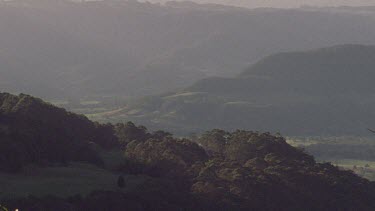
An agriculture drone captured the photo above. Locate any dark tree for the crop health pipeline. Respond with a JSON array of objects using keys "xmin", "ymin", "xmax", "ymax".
[{"xmin": 117, "ymin": 176, "xmax": 125, "ymax": 188}]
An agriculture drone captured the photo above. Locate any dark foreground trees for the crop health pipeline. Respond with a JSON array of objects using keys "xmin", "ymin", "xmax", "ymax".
[
  {"xmin": 0, "ymin": 93, "xmax": 118, "ymax": 171},
  {"xmin": 121, "ymin": 129, "xmax": 375, "ymax": 210},
  {"xmin": 2, "ymin": 92, "xmax": 375, "ymax": 210}
]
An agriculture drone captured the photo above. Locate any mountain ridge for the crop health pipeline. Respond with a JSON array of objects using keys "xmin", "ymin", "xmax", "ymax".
[
  {"xmin": 2, "ymin": 1, "xmax": 375, "ymax": 99},
  {"xmin": 103, "ymin": 45, "xmax": 375, "ymax": 136}
]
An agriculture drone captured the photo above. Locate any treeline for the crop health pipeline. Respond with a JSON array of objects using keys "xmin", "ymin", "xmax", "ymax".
[
  {"xmin": 2, "ymin": 93, "xmax": 375, "ymax": 210},
  {"xmin": 0, "ymin": 93, "xmax": 118, "ymax": 171},
  {"xmin": 4, "ymin": 128, "xmax": 375, "ymax": 210},
  {"xmin": 119, "ymin": 130, "xmax": 375, "ymax": 210}
]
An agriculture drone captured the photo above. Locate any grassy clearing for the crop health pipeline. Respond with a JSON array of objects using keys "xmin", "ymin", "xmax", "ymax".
[
  {"xmin": 49, "ymin": 100, "xmax": 69, "ymax": 106},
  {"xmin": 80, "ymin": 100, "xmax": 100, "ymax": 106},
  {"xmin": 0, "ymin": 162, "xmax": 145, "ymax": 200},
  {"xmin": 287, "ymin": 136, "xmax": 375, "ymax": 146},
  {"xmin": 163, "ymin": 92, "xmax": 207, "ymax": 99},
  {"xmin": 329, "ymin": 159, "xmax": 375, "ymax": 168},
  {"xmin": 71, "ymin": 107, "xmax": 109, "ymax": 115},
  {"xmin": 85, "ymin": 107, "xmax": 126, "ymax": 119}
]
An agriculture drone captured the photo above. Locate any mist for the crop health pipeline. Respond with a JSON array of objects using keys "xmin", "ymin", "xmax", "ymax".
[
  {"xmin": 146, "ymin": 0, "xmax": 375, "ymax": 8},
  {"xmin": 3, "ymin": 0, "xmax": 375, "ymax": 210}
]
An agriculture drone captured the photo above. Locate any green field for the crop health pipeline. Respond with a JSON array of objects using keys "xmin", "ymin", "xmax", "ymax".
[
  {"xmin": 0, "ymin": 162, "xmax": 145, "ymax": 200},
  {"xmin": 342, "ymin": 160, "xmax": 375, "ymax": 181},
  {"xmin": 327, "ymin": 159, "xmax": 375, "ymax": 181},
  {"xmin": 286, "ymin": 137, "xmax": 375, "ymax": 181}
]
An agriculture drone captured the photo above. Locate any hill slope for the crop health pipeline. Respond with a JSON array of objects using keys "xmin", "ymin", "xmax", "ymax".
[
  {"xmin": 0, "ymin": 92, "xmax": 118, "ymax": 171},
  {"xmin": 4, "ymin": 129, "xmax": 375, "ymax": 210},
  {"xmin": 2, "ymin": 93, "xmax": 375, "ymax": 210},
  {"xmin": 107, "ymin": 45, "xmax": 375, "ymax": 135}
]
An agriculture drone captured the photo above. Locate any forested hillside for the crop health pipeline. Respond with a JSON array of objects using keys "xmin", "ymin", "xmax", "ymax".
[
  {"xmin": 106, "ymin": 45, "xmax": 375, "ymax": 136},
  {"xmin": 0, "ymin": 93, "xmax": 118, "ymax": 171},
  {"xmin": 2, "ymin": 92, "xmax": 375, "ymax": 210}
]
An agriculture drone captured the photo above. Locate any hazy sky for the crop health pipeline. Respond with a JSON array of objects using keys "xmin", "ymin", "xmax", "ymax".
[{"xmin": 147, "ymin": 0, "xmax": 375, "ymax": 8}]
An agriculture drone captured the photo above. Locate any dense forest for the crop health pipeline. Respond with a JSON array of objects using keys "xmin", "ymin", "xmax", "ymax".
[{"xmin": 2, "ymin": 93, "xmax": 375, "ymax": 210}]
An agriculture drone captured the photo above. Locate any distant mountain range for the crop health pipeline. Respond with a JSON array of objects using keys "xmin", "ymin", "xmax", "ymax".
[
  {"xmin": 2, "ymin": 1, "xmax": 375, "ymax": 100},
  {"xmin": 108, "ymin": 45, "xmax": 375, "ymax": 136},
  {"xmin": 151, "ymin": 0, "xmax": 375, "ymax": 8}
]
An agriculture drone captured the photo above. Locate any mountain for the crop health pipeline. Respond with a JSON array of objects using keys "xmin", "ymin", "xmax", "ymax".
[
  {"xmin": 2, "ymin": 1, "xmax": 375, "ymax": 100},
  {"xmin": 107, "ymin": 45, "xmax": 375, "ymax": 136}
]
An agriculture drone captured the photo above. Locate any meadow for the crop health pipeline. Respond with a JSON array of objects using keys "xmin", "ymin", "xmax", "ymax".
[{"xmin": 0, "ymin": 162, "xmax": 147, "ymax": 200}]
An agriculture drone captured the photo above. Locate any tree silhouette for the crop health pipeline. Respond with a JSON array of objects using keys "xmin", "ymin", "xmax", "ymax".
[{"xmin": 117, "ymin": 175, "xmax": 125, "ymax": 188}]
